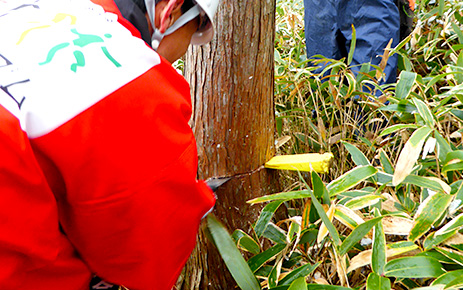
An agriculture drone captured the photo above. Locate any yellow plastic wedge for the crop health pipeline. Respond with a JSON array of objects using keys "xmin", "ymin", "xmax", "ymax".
[{"xmin": 264, "ymin": 153, "xmax": 334, "ymax": 174}]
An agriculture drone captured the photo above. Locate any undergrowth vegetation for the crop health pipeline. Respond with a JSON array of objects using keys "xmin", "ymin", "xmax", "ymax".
[{"xmin": 209, "ymin": 0, "xmax": 463, "ymax": 289}]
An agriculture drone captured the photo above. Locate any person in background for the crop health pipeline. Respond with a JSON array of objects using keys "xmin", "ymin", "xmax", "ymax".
[
  {"xmin": 303, "ymin": 0, "xmax": 414, "ymax": 88},
  {"xmin": 0, "ymin": 0, "xmax": 218, "ymax": 289}
]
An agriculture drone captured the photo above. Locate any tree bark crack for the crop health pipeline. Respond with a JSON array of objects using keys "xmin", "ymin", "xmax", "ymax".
[{"xmin": 208, "ymin": 165, "xmax": 266, "ymax": 181}]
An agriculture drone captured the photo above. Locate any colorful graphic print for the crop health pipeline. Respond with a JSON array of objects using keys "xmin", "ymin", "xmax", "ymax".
[{"xmin": 14, "ymin": 10, "xmax": 122, "ymax": 73}]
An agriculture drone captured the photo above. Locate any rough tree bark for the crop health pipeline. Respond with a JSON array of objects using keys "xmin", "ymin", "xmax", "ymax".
[{"xmin": 177, "ymin": 0, "xmax": 278, "ymax": 289}]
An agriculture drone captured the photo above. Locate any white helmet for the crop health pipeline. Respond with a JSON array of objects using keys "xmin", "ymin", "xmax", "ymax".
[
  {"xmin": 144, "ymin": 0, "xmax": 220, "ymax": 50},
  {"xmin": 190, "ymin": 0, "xmax": 219, "ymax": 45}
]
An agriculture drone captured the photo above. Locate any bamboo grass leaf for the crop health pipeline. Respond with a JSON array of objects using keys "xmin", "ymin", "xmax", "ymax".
[
  {"xmin": 438, "ymin": 0, "xmax": 445, "ymax": 15},
  {"xmin": 248, "ymin": 190, "xmax": 312, "ymax": 204},
  {"xmin": 435, "ymin": 131, "xmax": 452, "ymax": 163},
  {"xmin": 442, "ymin": 162, "xmax": 463, "ymax": 174},
  {"xmin": 280, "ymin": 263, "xmax": 320, "ymax": 286},
  {"xmin": 424, "ymin": 230, "xmax": 460, "ymax": 251},
  {"xmin": 393, "ymin": 126, "xmax": 433, "ymax": 186},
  {"xmin": 431, "ymin": 270, "xmax": 463, "ymax": 287},
  {"xmin": 268, "ymin": 257, "xmax": 283, "ymax": 289},
  {"xmin": 445, "ymin": 277, "xmax": 463, "ymax": 289},
  {"xmin": 379, "ymin": 124, "xmax": 420, "ymax": 137},
  {"xmin": 264, "ymin": 153, "xmax": 333, "ymax": 173},
  {"xmin": 317, "ymin": 202, "xmax": 336, "ymax": 244},
  {"xmin": 425, "ymin": 72, "xmax": 459, "ymax": 93},
  {"xmin": 372, "ymin": 208, "xmax": 387, "ymax": 276},
  {"xmin": 384, "ymin": 257, "xmax": 445, "ymax": 278},
  {"xmin": 263, "ymin": 223, "xmax": 288, "ymax": 245},
  {"xmin": 396, "ymin": 71, "xmax": 417, "ymax": 99},
  {"xmin": 247, "ymin": 244, "xmax": 286, "ymax": 273},
  {"xmin": 327, "ymin": 166, "xmax": 378, "ymax": 197},
  {"xmin": 377, "ymin": 172, "xmax": 393, "ymax": 185},
  {"xmin": 402, "ymin": 175, "xmax": 451, "ymax": 194},
  {"xmin": 434, "ymin": 212, "xmax": 463, "ymax": 237},
  {"xmin": 412, "ymin": 97, "xmax": 435, "ymax": 128},
  {"xmin": 451, "ymin": 22, "xmax": 463, "ymax": 44},
  {"xmin": 269, "ymin": 259, "xmax": 283, "ymax": 288},
  {"xmin": 232, "ymin": 229, "xmax": 261, "ymax": 255},
  {"xmin": 254, "ymin": 200, "xmax": 285, "ymax": 238},
  {"xmin": 312, "ymin": 165, "xmax": 330, "ymax": 204},
  {"xmin": 334, "ymin": 205, "xmax": 365, "ymax": 230},
  {"xmin": 417, "ymin": 249, "xmax": 457, "ymax": 265},
  {"xmin": 443, "ymin": 150, "xmax": 463, "ymax": 165},
  {"xmin": 306, "ymin": 286, "xmax": 352, "ymax": 290},
  {"xmin": 342, "ymin": 141, "xmax": 370, "ymax": 166},
  {"xmin": 303, "ymin": 171, "xmax": 342, "ymax": 246},
  {"xmin": 435, "ymin": 247, "xmax": 463, "ymax": 266},
  {"xmin": 287, "ymin": 277, "xmax": 307, "ymax": 290},
  {"xmin": 366, "ymin": 272, "xmax": 391, "ymax": 290},
  {"xmin": 347, "ymin": 24, "xmax": 356, "ymax": 65},
  {"xmin": 379, "ymin": 149, "xmax": 394, "ymax": 174},
  {"xmin": 450, "ymin": 183, "xmax": 463, "ymax": 214},
  {"xmin": 382, "ymin": 216, "xmax": 414, "ymax": 236},
  {"xmin": 344, "ymin": 194, "xmax": 385, "ymax": 211},
  {"xmin": 408, "ymin": 192, "xmax": 453, "ymax": 242},
  {"xmin": 207, "ymin": 215, "xmax": 261, "ymax": 290},
  {"xmin": 348, "ymin": 241, "xmax": 419, "ymax": 273},
  {"xmin": 339, "ymin": 216, "xmax": 383, "ymax": 256}
]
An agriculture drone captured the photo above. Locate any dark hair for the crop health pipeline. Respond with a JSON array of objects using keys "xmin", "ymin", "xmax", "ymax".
[
  {"xmin": 181, "ymin": 0, "xmax": 195, "ymax": 13},
  {"xmin": 132, "ymin": 0, "xmax": 195, "ymax": 14}
]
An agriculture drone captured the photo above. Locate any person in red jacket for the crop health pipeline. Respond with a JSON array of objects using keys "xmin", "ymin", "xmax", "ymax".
[{"xmin": 0, "ymin": 0, "xmax": 218, "ymax": 289}]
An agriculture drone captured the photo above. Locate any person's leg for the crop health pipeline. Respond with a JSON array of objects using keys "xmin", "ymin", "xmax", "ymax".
[
  {"xmin": 303, "ymin": 0, "xmax": 341, "ymax": 73},
  {"xmin": 339, "ymin": 0, "xmax": 400, "ymax": 85}
]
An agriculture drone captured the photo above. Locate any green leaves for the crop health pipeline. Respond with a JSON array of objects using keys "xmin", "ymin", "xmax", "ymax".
[
  {"xmin": 342, "ymin": 141, "xmax": 370, "ymax": 166},
  {"xmin": 384, "ymin": 257, "xmax": 445, "ymax": 278},
  {"xmin": 366, "ymin": 273, "xmax": 391, "ymax": 290},
  {"xmin": 248, "ymin": 190, "xmax": 311, "ymax": 204},
  {"xmin": 230, "ymin": 2, "xmax": 463, "ymax": 290},
  {"xmin": 327, "ymin": 166, "xmax": 378, "ymax": 197},
  {"xmin": 232, "ymin": 229, "xmax": 261, "ymax": 254},
  {"xmin": 287, "ymin": 277, "xmax": 307, "ymax": 290},
  {"xmin": 379, "ymin": 124, "xmax": 420, "ymax": 137},
  {"xmin": 393, "ymin": 126, "xmax": 433, "ymax": 186},
  {"xmin": 372, "ymin": 208, "xmax": 387, "ymax": 276},
  {"xmin": 254, "ymin": 200, "xmax": 285, "ymax": 238},
  {"xmin": 215, "ymin": 9, "xmax": 463, "ymax": 288},
  {"xmin": 409, "ymin": 192, "xmax": 453, "ymax": 242},
  {"xmin": 396, "ymin": 71, "xmax": 417, "ymax": 99},
  {"xmin": 339, "ymin": 216, "xmax": 383, "ymax": 256},
  {"xmin": 248, "ymin": 244, "xmax": 286, "ymax": 273},
  {"xmin": 435, "ymin": 247, "xmax": 463, "ymax": 266},
  {"xmin": 412, "ymin": 97, "xmax": 436, "ymax": 128},
  {"xmin": 308, "ymin": 171, "xmax": 341, "ymax": 246},
  {"xmin": 207, "ymin": 215, "xmax": 261, "ymax": 290},
  {"xmin": 279, "ymin": 263, "xmax": 319, "ymax": 286},
  {"xmin": 402, "ymin": 175, "xmax": 451, "ymax": 194},
  {"xmin": 432, "ymin": 270, "xmax": 463, "ymax": 287},
  {"xmin": 347, "ymin": 24, "xmax": 356, "ymax": 66},
  {"xmin": 434, "ymin": 212, "xmax": 463, "ymax": 237},
  {"xmin": 344, "ymin": 194, "xmax": 384, "ymax": 210}
]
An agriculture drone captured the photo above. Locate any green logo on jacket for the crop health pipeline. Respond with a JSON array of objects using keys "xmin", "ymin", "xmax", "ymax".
[{"xmin": 17, "ymin": 13, "xmax": 121, "ymax": 72}]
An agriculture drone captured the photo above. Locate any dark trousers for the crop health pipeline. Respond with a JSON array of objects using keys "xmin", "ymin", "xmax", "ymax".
[{"xmin": 303, "ymin": 0, "xmax": 400, "ymax": 85}]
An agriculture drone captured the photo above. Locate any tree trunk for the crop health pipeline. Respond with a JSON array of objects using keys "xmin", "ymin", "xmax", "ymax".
[{"xmin": 177, "ymin": 0, "xmax": 278, "ymax": 289}]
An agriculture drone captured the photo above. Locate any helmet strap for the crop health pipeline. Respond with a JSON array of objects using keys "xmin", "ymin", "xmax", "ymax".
[{"xmin": 145, "ymin": 0, "xmax": 201, "ymax": 50}]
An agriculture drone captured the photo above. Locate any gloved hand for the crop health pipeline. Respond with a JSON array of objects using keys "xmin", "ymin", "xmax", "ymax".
[{"xmin": 90, "ymin": 276, "xmax": 121, "ymax": 290}]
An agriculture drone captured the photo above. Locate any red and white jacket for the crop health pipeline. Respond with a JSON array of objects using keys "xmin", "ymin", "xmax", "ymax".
[{"xmin": 0, "ymin": 0, "xmax": 215, "ymax": 289}]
